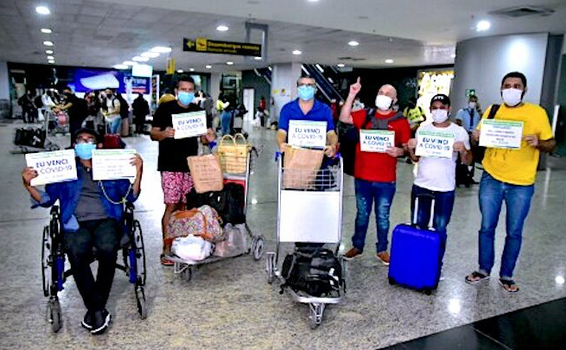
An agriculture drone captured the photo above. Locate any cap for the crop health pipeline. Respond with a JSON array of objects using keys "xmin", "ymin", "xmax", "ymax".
[
  {"xmin": 430, "ymin": 94, "xmax": 451, "ymax": 106},
  {"xmin": 74, "ymin": 128, "xmax": 101, "ymax": 143}
]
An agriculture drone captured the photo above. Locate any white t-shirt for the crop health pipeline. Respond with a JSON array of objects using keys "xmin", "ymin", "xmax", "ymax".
[{"xmin": 414, "ymin": 122, "xmax": 470, "ymax": 192}]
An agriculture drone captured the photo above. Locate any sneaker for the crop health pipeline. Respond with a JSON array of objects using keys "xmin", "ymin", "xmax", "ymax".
[
  {"xmin": 81, "ymin": 311, "xmax": 92, "ymax": 330},
  {"xmin": 343, "ymin": 247, "xmax": 362, "ymax": 261},
  {"xmin": 376, "ymin": 251, "xmax": 390, "ymax": 265},
  {"xmin": 90, "ymin": 309, "xmax": 111, "ymax": 335}
]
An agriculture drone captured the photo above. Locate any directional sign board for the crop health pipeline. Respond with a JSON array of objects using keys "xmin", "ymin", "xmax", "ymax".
[{"xmin": 183, "ymin": 38, "xmax": 261, "ymax": 57}]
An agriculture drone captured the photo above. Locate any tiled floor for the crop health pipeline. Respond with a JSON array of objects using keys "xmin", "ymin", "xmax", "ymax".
[{"xmin": 1, "ymin": 120, "xmax": 565, "ymax": 349}]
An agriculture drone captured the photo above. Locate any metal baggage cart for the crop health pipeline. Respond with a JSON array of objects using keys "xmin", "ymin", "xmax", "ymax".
[
  {"xmin": 11, "ymin": 109, "xmax": 61, "ymax": 154},
  {"xmin": 166, "ymin": 147, "xmax": 264, "ymax": 282},
  {"xmin": 265, "ymin": 155, "xmax": 346, "ymax": 329}
]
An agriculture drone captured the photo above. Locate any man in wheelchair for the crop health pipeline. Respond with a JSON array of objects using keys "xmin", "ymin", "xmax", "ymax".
[{"xmin": 22, "ymin": 128, "xmax": 143, "ymax": 335}]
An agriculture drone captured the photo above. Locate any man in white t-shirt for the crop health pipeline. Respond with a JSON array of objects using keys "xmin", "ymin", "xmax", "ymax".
[{"xmin": 407, "ymin": 94, "xmax": 472, "ymax": 262}]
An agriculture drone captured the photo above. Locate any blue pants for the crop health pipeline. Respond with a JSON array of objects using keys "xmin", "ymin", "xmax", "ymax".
[
  {"xmin": 352, "ymin": 179, "xmax": 396, "ymax": 253},
  {"xmin": 478, "ymin": 172, "xmax": 534, "ymax": 279},
  {"xmin": 410, "ymin": 184, "xmax": 455, "ymax": 262},
  {"xmin": 107, "ymin": 116, "xmax": 121, "ymax": 134},
  {"xmin": 221, "ymin": 111, "xmax": 232, "ymax": 135}
]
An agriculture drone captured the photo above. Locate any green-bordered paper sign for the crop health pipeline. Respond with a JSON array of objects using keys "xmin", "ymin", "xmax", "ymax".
[
  {"xmin": 183, "ymin": 37, "xmax": 261, "ymax": 57},
  {"xmin": 479, "ymin": 119, "xmax": 524, "ymax": 149},
  {"xmin": 92, "ymin": 149, "xmax": 137, "ymax": 181},
  {"xmin": 288, "ymin": 120, "xmax": 327, "ymax": 148},
  {"xmin": 415, "ymin": 130, "xmax": 455, "ymax": 159},
  {"xmin": 26, "ymin": 150, "xmax": 77, "ymax": 186},
  {"xmin": 172, "ymin": 111, "xmax": 207, "ymax": 139},
  {"xmin": 360, "ymin": 130, "xmax": 395, "ymax": 153}
]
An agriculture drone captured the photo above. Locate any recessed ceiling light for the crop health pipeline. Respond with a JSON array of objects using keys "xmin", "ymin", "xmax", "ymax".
[
  {"xmin": 451, "ymin": 54, "xmax": 456, "ymax": 58},
  {"xmin": 385, "ymin": 59, "xmax": 394, "ymax": 64},
  {"xmin": 216, "ymin": 25, "xmax": 229, "ymax": 32},
  {"xmin": 150, "ymin": 46, "xmax": 172, "ymax": 53},
  {"xmin": 48, "ymin": 60, "xmax": 55, "ymax": 64},
  {"xmin": 308, "ymin": 0, "xmax": 320, "ymax": 2},
  {"xmin": 122, "ymin": 61, "xmax": 136, "ymax": 66},
  {"xmin": 40, "ymin": 28, "xmax": 52, "ymax": 34},
  {"xmin": 226, "ymin": 61, "xmax": 234, "ymax": 65},
  {"xmin": 189, "ymin": 68, "xmax": 195, "ymax": 72},
  {"xmin": 132, "ymin": 56, "xmax": 149, "ymax": 62},
  {"xmin": 292, "ymin": 50, "xmax": 302, "ymax": 55},
  {"xmin": 476, "ymin": 20, "xmax": 491, "ymax": 32},
  {"xmin": 141, "ymin": 51, "xmax": 160, "ymax": 58},
  {"xmin": 254, "ymin": 56, "xmax": 262, "ymax": 60},
  {"xmin": 46, "ymin": 55, "xmax": 54, "ymax": 60},
  {"xmin": 45, "ymin": 50, "xmax": 53, "ymax": 54},
  {"xmin": 337, "ymin": 63, "xmax": 345, "ymax": 68},
  {"xmin": 43, "ymin": 41, "xmax": 54, "ymax": 46},
  {"xmin": 348, "ymin": 41, "xmax": 359, "ymax": 47},
  {"xmin": 113, "ymin": 64, "xmax": 129, "ymax": 69},
  {"xmin": 205, "ymin": 65, "xmax": 212, "ymax": 69},
  {"xmin": 36, "ymin": 6, "xmax": 50, "ymax": 15},
  {"xmin": 177, "ymin": 69, "xmax": 184, "ymax": 73}
]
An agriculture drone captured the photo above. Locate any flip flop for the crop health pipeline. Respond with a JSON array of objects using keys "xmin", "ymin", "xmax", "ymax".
[
  {"xmin": 499, "ymin": 279, "xmax": 520, "ymax": 293},
  {"xmin": 465, "ymin": 271, "xmax": 490, "ymax": 284},
  {"xmin": 160, "ymin": 254, "xmax": 174, "ymax": 266}
]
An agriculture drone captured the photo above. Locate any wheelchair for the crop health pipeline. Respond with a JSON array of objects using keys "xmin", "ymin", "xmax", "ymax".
[{"xmin": 40, "ymin": 202, "xmax": 147, "ymax": 333}]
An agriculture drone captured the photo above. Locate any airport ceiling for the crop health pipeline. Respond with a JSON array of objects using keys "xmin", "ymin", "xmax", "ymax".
[{"xmin": 0, "ymin": 0, "xmax": 565, "ymax": 73}]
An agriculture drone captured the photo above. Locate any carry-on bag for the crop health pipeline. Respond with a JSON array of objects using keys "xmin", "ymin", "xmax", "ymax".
[
  {"xmin": 187, "ymin": 154, "xmax": 224, "ymax": 193},
  {"xmin": 388, "ymin": 195, "xmax": 442, "ymax": 294},
  {"xmin": 103, "ymin": 134, "xmax": 125, "ymax": 149},
  {"xmin": 218, "ymin": 134, "xmax": 249, "ymax": 174},
  {"xmin": 165, "ymin": 205, "xmax": 224, "ymax": 250}
]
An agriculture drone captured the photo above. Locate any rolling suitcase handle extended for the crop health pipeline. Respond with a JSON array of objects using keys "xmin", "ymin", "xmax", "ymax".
[{"xmin": 412, "ymin": 194, "xmax": 435, "ymax": 230}]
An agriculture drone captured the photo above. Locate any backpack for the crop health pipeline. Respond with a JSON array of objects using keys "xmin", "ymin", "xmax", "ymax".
[
  {"xmin": 186, "ymin": 183, "xmax": 246, "ymax": 226},
  {"xmin": 165, "ymin": 205, "xmax": 223, "ymax": 249},
  {"xmin": 338, "ymin": 108, "xmax": 405, "ymax": 176},
  {"xmin": 281, "ymin": 247, "xmax": 343, "ymax": 297},
  {"xmin": 472, "ymin": 104, "xmax": 500, "ymax": 163}
]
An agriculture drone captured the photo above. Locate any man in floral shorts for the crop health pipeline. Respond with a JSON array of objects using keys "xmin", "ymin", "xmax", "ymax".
[{"xmin": 151, "ymin": 76, "xmax": 214, "ymax": 265}]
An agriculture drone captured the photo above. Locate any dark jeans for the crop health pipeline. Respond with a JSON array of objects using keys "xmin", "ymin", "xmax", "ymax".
[
  {"xmin": 64, "ymin": 218, "xmax": 120, "ymax": 312},
  {"xmin": 352, "ymin": 179, "xmax": 396, "ymax": 253},
  {"xmin": 478, "ymin": 172, "xmax": 534, "ymax": 279},
  {"xmin": 410, "ymin": 184, "xmax": 456, "ymax": 262}
]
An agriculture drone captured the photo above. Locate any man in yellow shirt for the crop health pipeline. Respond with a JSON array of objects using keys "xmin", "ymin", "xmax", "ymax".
[{"xmin": 465, "ymin": 72, "xmax": 555, "ymax": 293}]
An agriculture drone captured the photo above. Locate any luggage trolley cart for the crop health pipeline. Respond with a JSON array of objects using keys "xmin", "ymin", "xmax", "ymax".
[
  {"xmin": 266, "ymin": 155, "xmax": 346, "ymax": 329},
  {"xmin": 11, "ymin": 109, "xmax": 61, "ymax": 154},
  {"xmin": 167, "ymin": 147, "xmax": 265, "ymax": 282}
]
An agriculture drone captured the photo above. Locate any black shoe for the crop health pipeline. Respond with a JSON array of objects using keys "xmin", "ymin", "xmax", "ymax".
[
  {"xmin": 90, "ymin": 309, "xmax": 111, "ymax": 335},
  {"xmin": 81, "ymin": 311, "xmax": 93, "ymax": 330}
]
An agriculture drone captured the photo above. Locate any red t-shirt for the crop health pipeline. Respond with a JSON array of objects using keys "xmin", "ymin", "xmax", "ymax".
[{"xmin": 352, "ymin": 109, "xmax": 411, "ymax": 182}]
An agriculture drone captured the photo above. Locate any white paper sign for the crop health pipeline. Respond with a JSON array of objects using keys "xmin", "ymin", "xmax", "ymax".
[
  {"xmin": 288, "ymin": 120, "xmax": 327, "ymax": 148},
  {"xmin": 359, "ymin": 130, "xmax": 395, "ymax": 153},
  {"xmin": 172, "ymin": 111, "xmax": 207, "ymax": 139},
  {"xmin": 415, "ymin": 130, "xmax": 456, "ymax": 159},
  {"xmin": 26, "ymin": 150, "xmax": 77, "ymax": 186},
  {"xmin": 92, "ymin": 149, "xmax": 137, "ymax": 181},
  {"xmin": 479, "ymin": 120, "xmax": 524, "ymax": 149}
]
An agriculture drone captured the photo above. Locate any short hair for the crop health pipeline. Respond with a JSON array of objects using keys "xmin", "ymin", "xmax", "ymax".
[
  {"xmin": 468, "ymin": 95, "xmax": 478, "ymax": 101},
  {"xmin": 176, "ymin": 75, "xmax": 195, "ymax": 88},
  {"xmin": 297, "ymin": 75, "xmax": 315, "ymax": 86},
  {"xmin": 501, "ymin": 72, "xmax": 527, "ymax": 88}
]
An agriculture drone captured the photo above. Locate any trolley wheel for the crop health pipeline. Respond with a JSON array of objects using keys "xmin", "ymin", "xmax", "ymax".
[
  {"xmin": 181, "ymin": 266, "xmax": 193, "ymax": 282},
  {"xmin": 135, "ymin": 286, "xmax": 147, "ymax": 320},
  {"xmin": 424, "ymin": 289, "xmax": 432, "ymax": 296},
  {"xmin": 308, "ymin": 303, "xmax": 325, "ymax": 329},
  {"xmin": 388, "ymin": 277, "xmax": 396, "ymax": 285},
  {"xmin": 133, "ymin": 221, "xmax": 147, "ymax": 286},
  {"xmin": 47, "ymin": 299, "xmax": 62, "ymax": 333},
  {"xmin": 47, "ymin": 144, "xmax": 60, "ymax": 151},
  {"xmin": 41, "ymin": 226, "xmax": 52, "ymax": 297},
  {"xmin": 252, "ymin": 236, "xmax": 264, "ymax": 261},
  {"xmin": 266, "ymin": 252, "xmax": 275, "ymax": 284}
]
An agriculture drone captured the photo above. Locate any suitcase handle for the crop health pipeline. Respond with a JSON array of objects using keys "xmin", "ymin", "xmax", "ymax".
[{"xmin": 412, "ymin": 194, "xmax": 435, "ymax": 229}]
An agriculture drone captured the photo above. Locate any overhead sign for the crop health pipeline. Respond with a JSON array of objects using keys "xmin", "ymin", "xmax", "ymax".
[
  {"xmin": 172, "ymin": 111, "xmax": 208, "ymax": 139},
  {"xmin": 479, "ymin": 120, "xmax": 523, "ymax": 149},
  {"xmin": 415, "ymin": 130, "xmax": 455, "ymax": 159},
  {"xmin": 183, "ymin": 37, "xmax": 261, "ymax": 57},
  {"xmin": 288, "ymin": 120, "xmax": 327, "ymax": 149},
  {"xmin": 92, "ymin": 149, "xmax": 137, "ymax": 181},
  {"xmin": 360, "ymin": 130, "xmax": 395, "ymax": 153},
  {"xmin": 26, "ymin": 150, "xmax": 77, "ymax": 186}
]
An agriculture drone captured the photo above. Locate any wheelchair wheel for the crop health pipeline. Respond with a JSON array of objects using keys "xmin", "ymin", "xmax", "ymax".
[
  {"xmin": 41, "ymin": 226, "xmax": 52, "ymax": 297},
  {"xmin": 47, "ymin": 298, "xmax": 62, "ymax": 333},
  {"xmin": 135, "ymin": 286, "xmax": 147, "ymax": 320},
  {"xmin": 133, "ymin": 220, "xmax": 147, "ymax": 286}
]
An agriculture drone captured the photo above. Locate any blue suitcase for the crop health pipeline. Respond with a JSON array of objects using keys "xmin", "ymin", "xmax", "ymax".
[{"xmin": 388, "ymin": 196, "xmax": 441, "ymax": 294}]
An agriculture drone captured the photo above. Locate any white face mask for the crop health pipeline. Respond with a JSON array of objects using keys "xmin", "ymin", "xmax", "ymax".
[
  {"xmin": 375, "ymin": 95, "xmax": 393, "ymax": 111},
  {"xmin": 501, "ymin": 88, "xmax": 523, "ymax": 107},
  {"xmin": 468, "ymin": 102, "xmax": 477, "ymax": 109},
  {"xmin": 431, "ymin": 109, "xmax": 449, "ymax": 123}
]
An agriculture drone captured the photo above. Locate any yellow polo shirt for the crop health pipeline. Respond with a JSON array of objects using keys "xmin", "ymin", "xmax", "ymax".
[{"xmin": 478, "ymin": 103, "xmax": 553, "ymax": 186}]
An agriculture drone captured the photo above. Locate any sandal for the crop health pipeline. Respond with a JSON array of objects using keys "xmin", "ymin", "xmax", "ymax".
[
  {"xmin": 499, "ymin": 279, "xmax": 520, "ymax": 293},
  {"xmin": 465, "ymin": 271, "xmax": 490, "ymax": 284},
  {"xmin": 160, "ymin": 254, "xmax": 174, "ymax": 266}
]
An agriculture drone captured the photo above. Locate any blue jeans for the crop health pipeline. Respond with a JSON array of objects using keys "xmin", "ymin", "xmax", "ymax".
[
  {"xmin": 221, "ymin": 111, "xmax": 232, "ymax": 135},
  {"xmin": 410, "ymin": 184, "xmax": 455, "ymax": 262},
  {"xmin": 107, "ymin": 116, "xmax": 121, "ymax": 134},
  {"xmin": 478, "ymin": 172, "xmax": 534, "ymax": 279},
  {"xmin": 352, "ymin": 179, "xmax": 396, "ymax": 253}
]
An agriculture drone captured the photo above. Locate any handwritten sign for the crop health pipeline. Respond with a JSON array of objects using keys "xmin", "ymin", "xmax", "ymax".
[
  {"xmin": 479, "ymin": 120, "xmax": 523, "ymax": 149},
  {"xmin": 288, "ymin": 120, "xmax": 327, "ymax": 148},
  {"xmin": 172, "ymin": 111, "xmax": 207, "ymax": 139},
  {"xmin": 415, "ymin": 130, "xmax": 455, "ymax": 159},
  {"xmin": 360, "ymin": 130, "xmax": 395, "ymax": 153},
  {"xmin": 26, "ymin": 150, "xmax": 77, "ymax": 186},
  {"xmin": 92, "ymin": 149, "xmax": 137, "ymax": 181}
]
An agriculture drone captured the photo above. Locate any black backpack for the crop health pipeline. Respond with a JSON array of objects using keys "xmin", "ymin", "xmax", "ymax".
[
  {"xmin": 281, "ymin": 247, "xmax": 343, "ymax": 297},
  {"xmin": 186, "ymin": 183, "xmax": 246, "ymax": 226},
  {"xmin": 472, "ymin": 104, "xmax": 500, "ymax": 163}
]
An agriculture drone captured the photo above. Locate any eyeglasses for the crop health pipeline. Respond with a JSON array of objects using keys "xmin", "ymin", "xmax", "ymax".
[
  {"xmin": 297, "ymin": 83, "xmax": 316, "ymax": 88},
  {"xmin": 75, "ymin": 137, "xmax": 96, "ymax": 144}
]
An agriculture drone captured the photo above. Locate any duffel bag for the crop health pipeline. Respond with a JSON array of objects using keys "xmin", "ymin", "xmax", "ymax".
[
  {"xmin": 186, "ymin": 183, "xmax": 246, "ymax": 226},
  {"xmin": 164, "ymin": 205, "xmax": 223, "ymax": 250}
]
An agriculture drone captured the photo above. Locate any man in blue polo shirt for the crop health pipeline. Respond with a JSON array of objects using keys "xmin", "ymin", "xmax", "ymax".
[{"xmin": 277, "ymin": 75, "xmax": 338, "ymax": 156}]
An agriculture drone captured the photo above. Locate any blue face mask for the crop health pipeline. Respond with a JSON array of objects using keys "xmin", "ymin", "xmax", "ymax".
[
  {"xmin": 75, "ymin": 143, "xmax": 96, "ymax": 160},
  {"xmin": 297, "ymin": 86, "xmax": 315, "ymax": 101},
  {"xmin": 178, "ymin": 91, "xmax": 195, "ymax": 105}
]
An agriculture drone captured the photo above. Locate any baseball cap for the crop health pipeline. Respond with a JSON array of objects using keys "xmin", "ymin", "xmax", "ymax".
[{"xmin": 430, "ymin": 94, "xmax": 451, "ymax": 106}]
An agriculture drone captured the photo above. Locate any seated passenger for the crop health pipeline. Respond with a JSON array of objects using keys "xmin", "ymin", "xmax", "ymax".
[{"xmin": 22, "ymin": 128, "xmax": 143, "ymax": 335}]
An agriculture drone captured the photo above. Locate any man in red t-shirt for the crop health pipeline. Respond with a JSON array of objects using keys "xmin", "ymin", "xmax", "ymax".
[{"xmin": 339, "ymin": 78, "xmax": 410, "ymax": 264}]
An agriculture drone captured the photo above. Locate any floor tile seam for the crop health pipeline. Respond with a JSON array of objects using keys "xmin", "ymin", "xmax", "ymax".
[{"xmin": 473, "ymin": 328, "xmax": 514, "ymax": 350}]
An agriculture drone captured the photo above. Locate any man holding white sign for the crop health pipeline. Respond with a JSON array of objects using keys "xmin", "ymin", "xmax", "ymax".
[
  {"xmin": 465, "ymin": 72, "xmax": 555, "ymax": 293},
  {"xmin": 150, "ymin": 76, "xmax": 216, "ymax": 266},
  {"xmin": 22, "ymin": 128, "xmax": 143, "ymax": 335},
  {"xmin": 407, "ymin": 94, "xmax": 472, "ymax": 265}
]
